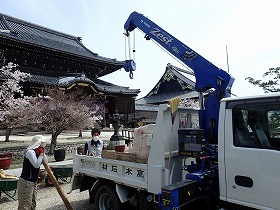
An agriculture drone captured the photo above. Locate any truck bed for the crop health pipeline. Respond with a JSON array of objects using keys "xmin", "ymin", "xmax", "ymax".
[
  {"xmin": 73, "ymin": 153, "xmax": 148, "ymax": 190},
  {"xmin": 73, "ymin": 105, "xmax": 199, "ymax": 195}
]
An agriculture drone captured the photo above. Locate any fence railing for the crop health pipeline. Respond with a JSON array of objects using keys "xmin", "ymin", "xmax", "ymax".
[{"xmin": 121, "ymin": 129, "xmax": 134, "ymax": 143}]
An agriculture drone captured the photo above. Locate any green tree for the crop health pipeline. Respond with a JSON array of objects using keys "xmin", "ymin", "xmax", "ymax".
[
  {"xmin": 268, "ymin": 111, "xmax": 280, "ymax": 138},
  {"xmin": 247, "ymin": 67, "xmax": 280, "ymax": 138},
  {"xmin": 246, "ymin": 67, "xmax": 280, "ymax": 93}
]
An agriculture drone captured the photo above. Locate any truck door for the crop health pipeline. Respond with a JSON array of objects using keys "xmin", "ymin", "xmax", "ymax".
[{"xmin": 224, "ymin": 99, "xmax": 280, "ymax": 209}]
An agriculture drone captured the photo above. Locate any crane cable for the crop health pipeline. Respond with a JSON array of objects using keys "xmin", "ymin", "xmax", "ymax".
[
  {"xmin": 135, "ymin": 29, "xmax": 225, "ymax": 76},
  {"xmin": 124, "ymin": 30, "xmax": 136, "ymax": 61},
  {"xmin": 136, "ymin": 28, "xmax": 194, "ymax": 74},
  {"xmin": 151, "ymin": 38, "xmax": 194, "ymax": 73},
  {"xmin": 133, "ymin": 30, "xmax": 136, "ymax": 60},
  {"xmin": 126, "ymin": 29, "xmax": 194, "ymax": 74},
  {"xmin": 124, "ymin": 31, "xmax": 128, "ymax": 60}
]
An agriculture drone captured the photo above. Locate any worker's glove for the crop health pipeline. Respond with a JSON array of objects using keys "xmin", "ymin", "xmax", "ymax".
[{"xmin": 38, "ymin": 147, "xmax": 44, "ymax": 155}]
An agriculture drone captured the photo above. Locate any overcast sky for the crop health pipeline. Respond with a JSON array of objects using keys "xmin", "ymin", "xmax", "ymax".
[{"xmin": 1, "ymin": 0, "xmax": 280, "ymax": 98}]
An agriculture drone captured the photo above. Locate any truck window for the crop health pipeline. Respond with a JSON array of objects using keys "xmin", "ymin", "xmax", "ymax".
[
  {"xmin": 232, "ymin": 105, "xmax": 280, "ymax": 150},
  {"xmin": 268, "ymin": 110, "xmax": 280, "ymax": 138},
  {"xmin": 233, "ymin": 110, "xmax": 255, "ymax": 147}
]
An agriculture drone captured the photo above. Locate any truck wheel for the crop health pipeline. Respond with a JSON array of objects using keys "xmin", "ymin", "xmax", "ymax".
[{"xmin": 95, "ymin": 185, "xmax": 121, "ymax": 210}]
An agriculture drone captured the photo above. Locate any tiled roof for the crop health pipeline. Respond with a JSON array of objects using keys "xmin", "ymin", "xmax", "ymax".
[
  {"xmin": 145, "ymin": 63, "xmax": 195, "ymax": 98},
  {"xmin": 15, "ymin": 66, "xmax": 140, "ymax": 95},
  {"xmin": 93, "ymin": 79, "xmax": 140, "ymax": 94},
  {"xmin": 136, "ymin": 90, "xmax": 199, "ymax": 104},
  {"xmin": 137, "ymin": 63, "xmax": 198, "ymax": 104},
  {"xmin": 135, "ymin": 104, "xmax": 159, "ymax": 112},
  {"xmin": 0, "ymin": 13, "xmax": 123, "ymax": 65}
]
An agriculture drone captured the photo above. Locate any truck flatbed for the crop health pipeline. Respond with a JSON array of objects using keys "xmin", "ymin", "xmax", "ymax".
[{"xmin": 73, "ymin": 153, "xmax": 148, "ymax": 190}]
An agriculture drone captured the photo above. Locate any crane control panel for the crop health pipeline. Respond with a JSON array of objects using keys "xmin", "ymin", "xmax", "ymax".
[{"xmin": 178, "ymin": 129, "xmax": 204, "ymax": 157}]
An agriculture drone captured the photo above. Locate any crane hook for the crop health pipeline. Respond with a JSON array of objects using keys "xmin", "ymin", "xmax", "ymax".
[{"xmin": 124, "ymin": 60, "xmax": 136, "ymax": 79}]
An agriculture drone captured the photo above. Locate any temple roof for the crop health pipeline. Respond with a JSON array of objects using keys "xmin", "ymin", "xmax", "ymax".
[
  {"xmin": 135, "ymin": 103, "xmax": 159, "ymax": 112},
  {"xmin": 17, "ymin": 66, "xmax": 140, "ymax": 95},
  {"xmin": 0, "ymin": 13, "xmax": 124, "ymax": 77},
  {"xmin": 136, "ymin": 63, "xmax": 198, "ymax": 104}
]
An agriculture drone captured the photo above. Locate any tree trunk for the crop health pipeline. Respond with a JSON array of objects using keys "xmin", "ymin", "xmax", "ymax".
[
  {"xmin": 49, "ymin": 132, "xmax": 59, "ymax": 154},
  {"xmin": 5, "ymin": 128, "xmax": 12, "ymax": 142},
  {"xmin": 78, "ymin": 130, "xmax": 82, "ymax": 138}
]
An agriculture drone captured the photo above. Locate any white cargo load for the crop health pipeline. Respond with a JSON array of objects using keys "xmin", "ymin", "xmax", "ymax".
[{"xmin": 132, "ymin": 124, "xmax": 155, "ymax": 158}]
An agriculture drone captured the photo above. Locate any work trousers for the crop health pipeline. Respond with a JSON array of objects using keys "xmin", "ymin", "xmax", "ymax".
[{"xmin": 17, "ymin": 177, "xmax": 37, "ymax": 210}]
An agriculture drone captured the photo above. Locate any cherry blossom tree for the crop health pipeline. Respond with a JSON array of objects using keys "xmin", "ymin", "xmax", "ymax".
[
  {"xmin": 180, "ymin": 98, "xmax": 200, "ymax": 128},
  {"xmin": 179, "ymin": 98, "xmax": 199, "ymax": 109},
  {"xmin": 0, "ymin": 63, "xmax": 105, "ymax": 150},
  {"xmin": 0, "ymin": 63, "xmax": 34, "ymax": 142},
  {"xmin": 36, "ymin": 87, "xmax": 105, "ymax": 153}
]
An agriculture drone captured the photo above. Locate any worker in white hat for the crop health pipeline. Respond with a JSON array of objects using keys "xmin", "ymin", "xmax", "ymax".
[{"xmin": 17, "ymin": 135, "xmax": 49, "ymax": 210}]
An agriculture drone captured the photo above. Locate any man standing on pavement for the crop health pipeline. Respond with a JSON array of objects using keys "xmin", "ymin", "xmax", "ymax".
[
  {"xmin": 17, "ymin": 135, "xmax": 49, "ymax": 210},
  {"xmin": 84, "ymin": 128, "xmax": 103, "ymax": 157}
]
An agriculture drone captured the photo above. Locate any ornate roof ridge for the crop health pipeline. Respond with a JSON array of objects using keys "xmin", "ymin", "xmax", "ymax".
[
  {"xmin": 0, "ymin": 12, "xmax": 79, "ymax": 40},
  {"xmin": 145, "ymin": 63, "xmax": 195, "ymax": 98},
  {"xmin": 0, "ymin": 13, "xmax": 123, "ymax": 64}
]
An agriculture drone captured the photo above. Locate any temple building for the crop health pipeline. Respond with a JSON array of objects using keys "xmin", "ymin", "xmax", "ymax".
[
  {"xmin": 0, "ymin": 13, "xmax": 140, "ymax": 127},
  {"xmin": 135, "ymin": 63, "xmax": 199, "ymax": 124},
  {"xmin": 0, "ymin": 13, "xmax": 201, "ymax": 128}
]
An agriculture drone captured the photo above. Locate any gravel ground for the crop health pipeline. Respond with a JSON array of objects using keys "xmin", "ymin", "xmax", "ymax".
[
  {"xmin": 0, "ymin": 130, "xmax": 102, "ymax": 147},
  {"xmin": 0, "ymin": 130, "xmax": 115, "ymax": 209},
  {"xmin": 0, "ymin": 182, "xmax": 95, "ymax": 210},
  {"xmin": 1, "ymin": 130, "xmax": 113, "ymax": 169}
]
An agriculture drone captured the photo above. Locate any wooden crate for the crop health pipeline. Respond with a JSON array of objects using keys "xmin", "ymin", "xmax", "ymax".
[{"xmin": 102, "ymin": 150, "xmax": 147, "ymax": 164}]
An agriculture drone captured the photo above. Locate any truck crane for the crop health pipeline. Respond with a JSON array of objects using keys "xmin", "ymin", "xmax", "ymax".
[
  {"xmin": 123, "ymin": 11, "xmax": 235, "ymax": 144},
  {"xmin": 71, "ymin": 11, "xmax": 280, "ymax": 210}
]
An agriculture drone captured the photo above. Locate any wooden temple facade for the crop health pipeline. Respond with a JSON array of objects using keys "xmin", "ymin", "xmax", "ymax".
[
  {"xmin": 0, "ymin": 13, "xmax": 140, "ymax": 127},
  {"xmin": 135, "ymin": 63, "xmax": 199, "ymax": 124}
]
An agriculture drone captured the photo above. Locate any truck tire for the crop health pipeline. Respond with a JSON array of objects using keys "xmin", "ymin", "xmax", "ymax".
[{"xmin": 95, "ymin": 185, "xmax": 121, "ymax": 210}]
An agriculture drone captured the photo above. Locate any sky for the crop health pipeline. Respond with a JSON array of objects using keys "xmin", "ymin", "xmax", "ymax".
[{"xmin": 1, "ymin": 0, "xmax": 280, "ymax": 99}]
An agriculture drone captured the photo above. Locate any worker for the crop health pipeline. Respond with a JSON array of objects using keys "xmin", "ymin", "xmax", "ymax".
[
  {"xmin": 84, "ymin": 128, "xmax": 103, "ymax": 157},
  {"xmin": 17, "ymin": 135, "xmax": 49, "ymax": 210}
]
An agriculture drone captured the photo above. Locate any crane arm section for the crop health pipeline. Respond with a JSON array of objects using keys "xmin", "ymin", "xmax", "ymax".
[
  {"xmin": 124, "ymin": 11, "xmax": 234, "ymax": 97},
  {"xmin": 124, "ymin": 11, "xmax": 235, "ymax": 143}
]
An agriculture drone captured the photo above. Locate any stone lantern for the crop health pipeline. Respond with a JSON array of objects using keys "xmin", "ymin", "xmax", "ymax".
[{"xmin": 108, "ymin": 110, "xmax": 125, "ymax": 150}]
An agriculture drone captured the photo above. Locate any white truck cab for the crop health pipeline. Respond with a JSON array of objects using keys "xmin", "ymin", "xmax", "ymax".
[{"xmin": 219, "ymin": 93, "xmax": 280, "ymax": 210}]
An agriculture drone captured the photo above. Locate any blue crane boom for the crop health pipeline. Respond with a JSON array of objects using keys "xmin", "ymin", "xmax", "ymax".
[{"xmin": 124, "ymin": 11, "xmax": 235, "ymax": 143}]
